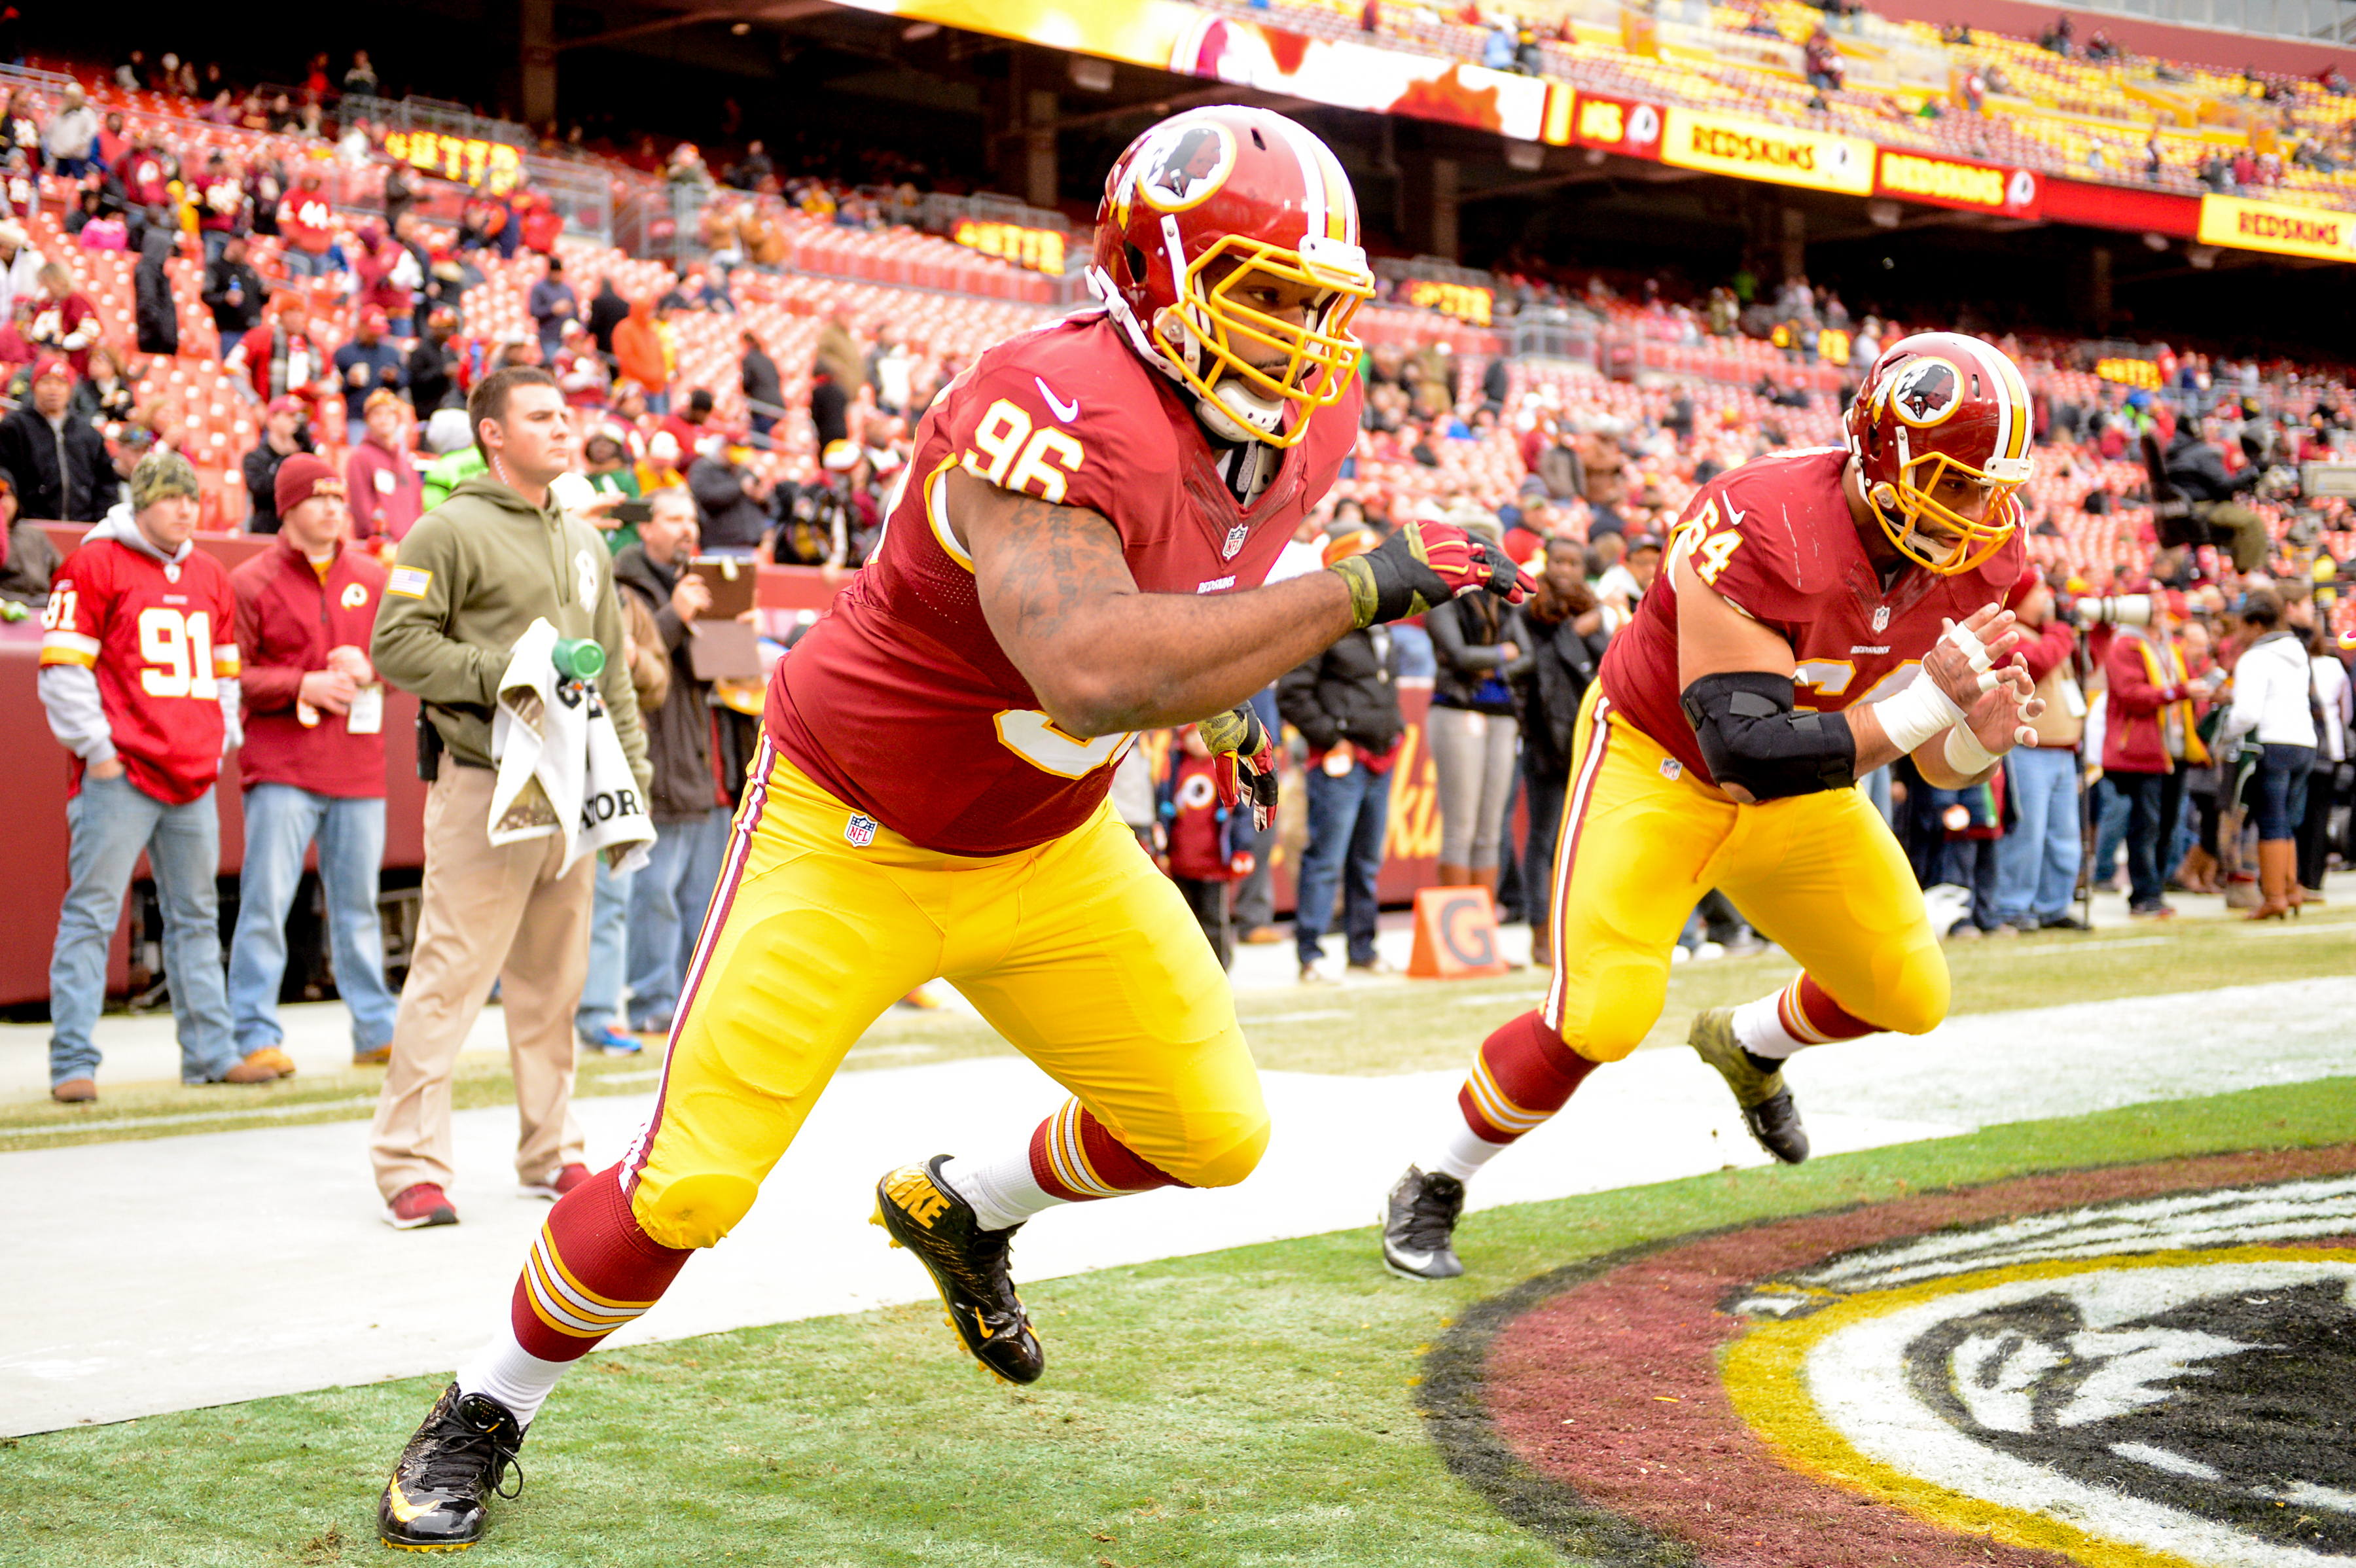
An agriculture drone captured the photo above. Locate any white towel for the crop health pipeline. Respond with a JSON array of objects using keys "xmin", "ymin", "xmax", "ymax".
[{"xmin": 488, "ymin": 618, "xmax": 654, "ymax": 875}]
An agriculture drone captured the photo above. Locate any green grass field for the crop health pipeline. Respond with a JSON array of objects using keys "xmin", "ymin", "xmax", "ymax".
[
  {"xmin": 6, "ymin": 908, "xmax": 2351, "ymax": 1152},
  {"xmin": 7, "ymin": 1076, "xmax": 2353, "ymax": 1568}
]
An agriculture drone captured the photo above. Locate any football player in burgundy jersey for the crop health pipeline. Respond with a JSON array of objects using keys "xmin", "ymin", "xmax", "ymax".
[
  {"xmin": 1381, "ymin": 332, "xmax": 2051, "ymax": 1281},
  {"xmin": 376, "ymin": 105, "xmax": 1529, "ymax": 1550}
]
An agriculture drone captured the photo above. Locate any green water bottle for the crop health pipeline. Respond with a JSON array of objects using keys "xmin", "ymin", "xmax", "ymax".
[{"xmin": 551, "ymin": 637, "xmax": 606, "ymax": 682}]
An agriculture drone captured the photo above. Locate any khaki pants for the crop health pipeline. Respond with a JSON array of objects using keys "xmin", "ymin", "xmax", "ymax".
[{"xmin": 370, "ymin": 765, "xmax": 592, "ymax": 1200}]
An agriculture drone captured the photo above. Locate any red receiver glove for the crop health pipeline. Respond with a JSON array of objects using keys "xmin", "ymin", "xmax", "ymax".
[
  {"xmin": 1198, "ymin": 704, "xmax": 1281, "ymax": 833},
  {"xmin": 1327, "ymin": 520, "xmax": 1534, "ymax": 630}
]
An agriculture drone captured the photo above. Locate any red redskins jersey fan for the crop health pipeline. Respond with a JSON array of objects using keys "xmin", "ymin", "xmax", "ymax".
[
  {"xmin": 770, "ymin": 104, "xmax": 1375, "ymax": 853},
  {"xmin": 1845, "ymin": 331, "xmax": 2035, "ymax": 575}
]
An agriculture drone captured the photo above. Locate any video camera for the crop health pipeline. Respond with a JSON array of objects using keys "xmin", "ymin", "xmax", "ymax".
[{"xmin": 2058, "ymin": 593, "xmax": 2154, "ymax": 629}]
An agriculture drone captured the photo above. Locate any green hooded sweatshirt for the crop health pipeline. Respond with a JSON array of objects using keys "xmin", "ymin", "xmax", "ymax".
[{"xmin": 372, "ymin": 472, "xmax": 651, "ymax": 796}]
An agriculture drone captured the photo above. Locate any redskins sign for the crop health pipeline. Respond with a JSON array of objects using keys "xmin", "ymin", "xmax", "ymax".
[{"xmin": 1423, "ymin": 1148, "xmax": 2356, "ymax": 1567}]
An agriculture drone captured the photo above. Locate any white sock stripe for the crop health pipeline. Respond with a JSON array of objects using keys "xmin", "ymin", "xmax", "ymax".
[
  {"xmin": 1046, "ymin": 1102, "xmax": 1123, "ymax": 1198},
  {"xmin": 528, "ymin": 1232, "xmax": 649, "ymax": 1321},
  {"xmin": 1465, "ymin": 1058, "xmax": 1548, "ymax": 1133},
  {"xmin": 457, "ymin": 1324, "xmax": 571, "ymax": 1427},
  {"xmin": 524, "ymin": 1264, "xmax": 640, "ymax": 1336}
]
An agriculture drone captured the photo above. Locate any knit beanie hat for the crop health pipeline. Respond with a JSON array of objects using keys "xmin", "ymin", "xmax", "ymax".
[
  {"xmin": 130, "ymin": 449, "xmax": 201, "ymax": 510},
  {"xmin": 274, "ymin": 453, "xmax": 343, "ymax": 518}
]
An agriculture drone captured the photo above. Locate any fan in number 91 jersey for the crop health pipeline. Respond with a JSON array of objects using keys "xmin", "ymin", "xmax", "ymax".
[
  {"xmin": 766, "ymin": 308, "xmax": 1359, "ymax": 856},
  {"xmin": 39, "ymin": 529, "xmax": 241, "ymax": 804}
]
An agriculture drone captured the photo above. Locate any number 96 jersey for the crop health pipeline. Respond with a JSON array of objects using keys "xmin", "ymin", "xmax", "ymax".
[
  {"xmin": 1597, "ymin": 446, "xmax": 2026, "ymax": 789},
  {"xmin": 766, "ymin": 309, "xmax": 1358, "ymax": 855}
]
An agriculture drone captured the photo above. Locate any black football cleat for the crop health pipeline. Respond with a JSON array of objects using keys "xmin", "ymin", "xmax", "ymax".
[
  {"xmin": 378, "ymin": 1383, "xmax": 527, "ymax": 1552},
  {"xmin": 1689, "ymin": 1006, "xmax": 1810, "ymax": 1164},
  {"xmin": 872, "ymin": 1156, "xmax": 1044, "ymax": 1385},
  {"xmin": 1380, "ymin": 1165, "xmax": 1467, "ymax": 1281}
]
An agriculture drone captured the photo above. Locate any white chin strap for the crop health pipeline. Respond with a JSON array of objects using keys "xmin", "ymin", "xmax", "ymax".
[
  {"xmin": 1201, "ymin": 380, "xmax": 1283, "ymax": 442},
  {"xmin": 1155, "ymin": 306, "xmax": 1285, "ymax": 443}
]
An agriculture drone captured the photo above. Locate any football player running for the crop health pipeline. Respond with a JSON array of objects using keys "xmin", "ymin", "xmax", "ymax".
[
  {"xmin": 1380, "ymin": 333, "xmax": 2046, "ymax": 1281},
  {"xmin": 376, "ymin": 105, "xmax": 1527, "ymax": 1551}
]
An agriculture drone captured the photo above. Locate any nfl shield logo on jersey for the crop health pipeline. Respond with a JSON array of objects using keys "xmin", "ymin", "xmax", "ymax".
[
  {"xmin": 1872, "ymin": 605, "xmax": 1891, "ymax": 633},
  {"xmin": 844, "ymin": 812, "xmax": 878, "ymax": 849}
]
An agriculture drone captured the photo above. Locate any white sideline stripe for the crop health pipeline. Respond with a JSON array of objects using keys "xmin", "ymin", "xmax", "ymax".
[{"xmin": 6, "ymin": 1095, "xmax": 379, "ymax": 1137}]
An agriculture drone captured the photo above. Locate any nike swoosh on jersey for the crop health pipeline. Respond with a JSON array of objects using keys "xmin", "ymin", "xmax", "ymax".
[
  {"xmin": 1724, "ymin": 504, "xmax": 1747, "ymax": 529},
  {"xmin": 1035, "ymin": 376, "xmax": 1079, "ymax": 423}
]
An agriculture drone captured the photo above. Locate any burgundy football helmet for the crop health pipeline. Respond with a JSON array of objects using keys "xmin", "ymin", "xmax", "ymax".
[
  {"xmin": 1089, "ymin": 105, "xmax": 1376, "ymax": 448},
  {"xmin": 1844, "ymin": 331, "xmax": 2035, "ymax": 574}
]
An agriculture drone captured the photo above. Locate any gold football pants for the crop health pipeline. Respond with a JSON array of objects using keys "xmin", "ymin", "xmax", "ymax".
[
  {"xmin": 622, "ymin": 741, "xmax": 1269, "ymax": 1249},
  {"xmin": 1539, "ymin": 685, "xmax": 1948, "ymax": 1061}
]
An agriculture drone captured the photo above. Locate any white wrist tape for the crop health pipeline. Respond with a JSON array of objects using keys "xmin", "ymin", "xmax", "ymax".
[
  {"xmin": 1942, "ymin": 618, "xmax": 2006, "ymax": 694},
  {"xmin": 1870, "ymin": 674, "xmax": 1968, "ymax": 756},
  {"xmin": 1943, "ymin": 724, "xmax": 2000, "ymax": 775}
]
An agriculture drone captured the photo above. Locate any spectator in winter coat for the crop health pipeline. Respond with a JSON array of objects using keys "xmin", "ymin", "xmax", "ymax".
[
  {"xmin": 42, "ymin": 84, "xmax": 100, "ymax": 177},
  {"xmin": 406, "ymin": 306, "xmax": 462, "ymax": 416},
  {"xmin": 686, "ymin": 446, "xmax": 777, "ymax": 554},
  {"xmin": 0, "ymin": 358, "xmax": 120, "ymax": 521},
  {"xmin": 0, "ymin": 469, "xmax": 63, "ymax": 606},
  {"xmin": 241, "ymin": 397, "xmax": 317, "ymax": 535},
  {"xmin": 0, "ymin": 220, "xmax": 43, "ymax": 325},
  {"xmin": 202, "ymin": 234, "xmax": 266, "ymax": 336},
  {"xmin": 332, "ymin": 309, "xmax": 406, "ymax": 424},
  {"xmin": 527, "ymin": 256, "xmax": 577, "ymax": 361},
  {"xmin": 226, "ymin": 297, "xmax": 336, "ymax": 408},
  {"xmin": 1157, "ymin": 725, "xmax": 1259, "ymax": 971},
  {"xmin": 1503, "ymin": 536, "xmax": 1609, "ymax": 965},
  {"xmin": 584, "ymin": 276, "xmax": 629, "ymax": 358},
  {"xmin": 2222, "ymin": 587, "xmax": 2319, "ymax": 919},
  {"xmin": 612, "ymin": 488, "xmax": 733, "ymax": 1033},
  {"xmin": 276, "ymin": 169, "xmax": 337, "ymax": 278},
  {"xmin": 24, "ymin": 262, "xmax": 99, "ymax": 378},
  {"xmin": 193, "ymin": 151, "xmax": 247, "ymax": 264},
  {"xmin": 226, "ymin": 454, "xmax": 399, "ymax": 1068},
  {"xmin": 38, "ymin": 450, "xmax": 275, "ymax": 1102},
  {"xmin": 611, "ymin": 294, "xmax": 669, "ymax": 413},
  {"xmin": 1277, "ymin": 529, "xmax": 1408, "ymax": 982},
  {"xmin": 740, "ymin": 330, "xmax": 782, "ymax": 446},
  {"xmin": 133, "ymin": 223, "xmax": 179, "ymax": 356},
  {"xmin": 353, "ymin": 224, "xmax": 418, "ymax": 334},
  {"xmin": 1992, "ymin": 580, "xmax": 2088, "ymax": 933},
  {"xmin": 346, "ymin": 389, "xmax": 423, "ymax": 544},
  {"xmin": 2101, "ymin": 596, "xmax": 2207, "ymax": 918},
  {"xmin": 807, "ymin": 363, "xmax": 848, "ymax": 450},
  {"xmin": 2163, "ymin": 423, "xmax": 2270, "ymax": 572}
]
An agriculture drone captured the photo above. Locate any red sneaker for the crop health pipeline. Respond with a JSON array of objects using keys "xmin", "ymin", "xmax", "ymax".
[
  {"xmin": 519, "ymin": 1163, "xmax": 592, "ymax": 1201},
  {"xmin": 385, "ymin": 1183, "xmax": 459, "ymax": 1229}
]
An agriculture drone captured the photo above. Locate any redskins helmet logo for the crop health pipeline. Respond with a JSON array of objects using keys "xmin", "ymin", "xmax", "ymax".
[
  {"xmin": 1889, "ymin": 357, "xmax": 1963, "ymax": 427},
  {"xmin": 1133, "ymin": 120, "xmax": 1238, "ymax": 213}
]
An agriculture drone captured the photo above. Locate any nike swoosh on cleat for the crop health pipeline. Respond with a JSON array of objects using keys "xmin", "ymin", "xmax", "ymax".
[
  {"xmin": 385, "ymin": 1484, "xmax": 429, "ymax": 1524},
  {"xmin": 1035, "ymin": 376, "xmax": 1079, "ymax": 423}
]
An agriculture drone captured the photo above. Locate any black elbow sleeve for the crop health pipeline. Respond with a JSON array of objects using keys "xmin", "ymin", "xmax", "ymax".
[{"xmin": 1680, "ymin": 671, "xmax": 1857, "ymax": 800}]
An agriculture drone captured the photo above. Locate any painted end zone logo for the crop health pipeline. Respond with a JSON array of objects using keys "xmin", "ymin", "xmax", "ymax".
[{"xmin": 1423, "ymin": 1148, "xmax": 2356, "ymax": 1567}]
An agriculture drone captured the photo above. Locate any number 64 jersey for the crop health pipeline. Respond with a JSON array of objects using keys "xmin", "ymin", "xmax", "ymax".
[
  {"xmin": 1597, "ymin": 446, "xmax": 2026, "ymax": 787},
  {"xmin": 766, "ymin": 308, "xmax": 1358, "ymax": 855},
  {"xmin": 39, "ymin": 516, "xmax": 240, "ymax": 804}
]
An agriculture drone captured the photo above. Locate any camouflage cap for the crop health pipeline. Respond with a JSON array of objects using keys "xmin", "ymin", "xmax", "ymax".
[{"xmin": 129, "ymin": 448, "xmax": 202, "ymax": 511}]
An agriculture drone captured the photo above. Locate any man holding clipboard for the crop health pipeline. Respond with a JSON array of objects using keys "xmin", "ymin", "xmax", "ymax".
[{"xmin": 611, "ymin": 488, "xmax": 760, "ymax": 1035}]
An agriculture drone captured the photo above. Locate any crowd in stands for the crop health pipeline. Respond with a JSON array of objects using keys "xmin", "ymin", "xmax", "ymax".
[
  {"xmin": 1293, "ymin": 0, "xmax": 2356, "ymax": 207},
  {"xmin": 3, "ymin": 47, "xmax": 2353, "ymax": 1086}
]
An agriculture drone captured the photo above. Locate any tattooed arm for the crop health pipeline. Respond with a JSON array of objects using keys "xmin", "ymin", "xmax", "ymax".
[{"xmin": 954, "ymin": 468, "xmax": 1357, "ymax": 738}]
